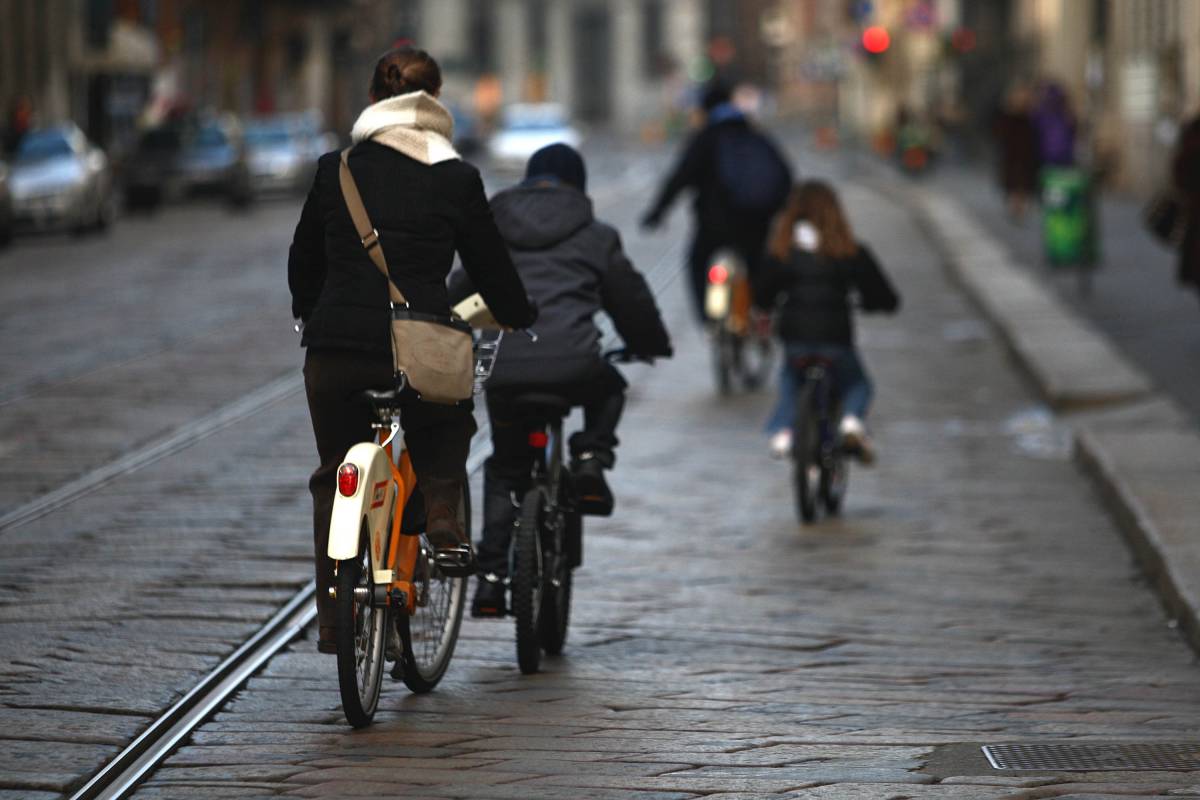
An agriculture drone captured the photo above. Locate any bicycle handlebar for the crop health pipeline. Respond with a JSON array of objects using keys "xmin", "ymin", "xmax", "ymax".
[{"xmin": 604, "ymin": 348, "xmax": 666, "ymax": 365}]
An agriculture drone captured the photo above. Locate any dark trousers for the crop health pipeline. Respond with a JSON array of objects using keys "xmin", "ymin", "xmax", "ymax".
[
  {"xmin": 477, "ymin": 361, "xmax": 626, "ymax": 577},
  {"xmin": 303, "ymin": 348, "xmax": 476, "ymax": 627},
  {"xmin": 687, "ymin": 221, "xmax": 771, "ymax": 322}
]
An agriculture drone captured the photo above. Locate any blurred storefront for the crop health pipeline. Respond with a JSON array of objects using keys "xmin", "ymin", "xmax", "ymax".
[{"xmin": 411, "ymin": 0, "xmax": 707, "ymax": 135}]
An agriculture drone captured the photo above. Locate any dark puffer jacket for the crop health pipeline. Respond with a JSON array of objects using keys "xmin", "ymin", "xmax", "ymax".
[
  {"xmin": 288, "ymin": 141, "xmax": 534, "ymax": 354},
  {"xmin": 451, "ymin": 182, "xmax": 671, "ymax": 388},
  {"xmin": 755, "ymin": 245, "xmax": 900, "ymax": 346}
]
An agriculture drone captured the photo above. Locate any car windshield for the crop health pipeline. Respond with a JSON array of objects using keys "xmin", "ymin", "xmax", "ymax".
[
  {"xmin": 502, "ymin": 107, "xmax": 568, "ymax": 132},
  {"xmin": 193, "ymin": 126, "xmax": 228, "ymax": 149},
  {"xmin": 15, "ymin": 132, "xmax": 74, "ymax": 163},
  {"xmin": 245, "ymin": 126, "xmax": 292, "ymax": 148}
]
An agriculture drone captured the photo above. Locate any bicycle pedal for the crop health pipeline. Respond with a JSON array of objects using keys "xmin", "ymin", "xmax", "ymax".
[{"xmin": 433, "ymin": 545, "xmax": 477, "ymax": 577}]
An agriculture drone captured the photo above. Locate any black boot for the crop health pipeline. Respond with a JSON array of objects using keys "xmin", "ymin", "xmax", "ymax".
[
  {"xmin": 420, "ymin": 477, "xmax": 476, "ymax": 577},
  {"xmin": 471, "ymin": 573, "xmax": 507, "ymax": 618},
  {"xmin": 572, "ymin": 453, "xmax": 614, "ymax": 517}
]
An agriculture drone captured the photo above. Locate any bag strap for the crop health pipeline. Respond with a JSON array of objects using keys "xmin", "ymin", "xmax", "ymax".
[{"xmin": 339, "ymin": 148, "xmax": 406, "ymax": 307}]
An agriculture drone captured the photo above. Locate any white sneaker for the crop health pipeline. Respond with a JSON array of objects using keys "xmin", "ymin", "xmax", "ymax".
[
  {"xmin": 839, "ymin": 415, "xmax": 876, "ymax": 465},
  {"xmin": 768, "ymin": 429, "xmax": 792, "ymax": 459}
]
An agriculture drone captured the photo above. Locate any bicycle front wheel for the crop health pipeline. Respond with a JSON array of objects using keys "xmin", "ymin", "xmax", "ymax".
[
  {"xmin": 398, "ymin": 483, "xmax": 468, "ymax": 693},
  {"xmin": 335, "ymin": 533, "xmax": 387, "ymax": 728},
  {"xmin": 793, "ymin": 384, "xmax": 820, "ymax": 524},
  {"xmin": 512, "ymin": 487, "xmax": 545, "ymax": 674},
  {"xmin": 538, "ymin": 508, "xmax": 575, "ymax": 655}
]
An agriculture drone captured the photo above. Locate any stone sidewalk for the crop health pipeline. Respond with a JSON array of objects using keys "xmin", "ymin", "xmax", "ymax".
[
  {"xmin": 128, "ymin": 180, "xmax": 1200, "ymax": 799},
  {"xmin": 912, "ymin": 183, "xmax": 1200, "ymax": 658}
]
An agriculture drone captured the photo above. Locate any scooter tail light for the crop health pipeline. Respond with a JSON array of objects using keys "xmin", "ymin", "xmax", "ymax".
[
  {"xmin": 708, "ymin": 263, "xmax": 729, "ymax": 285},
  {"xmin": 337, "ymin": 463, "xmax": 359, "ymax": 497},
  {"xmin": 528, "ymin": 431, "xmax": 549, "ymax": 449}
]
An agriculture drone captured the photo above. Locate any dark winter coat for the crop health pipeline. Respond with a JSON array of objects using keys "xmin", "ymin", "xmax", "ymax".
[
  {"xmin": 288, "ymin": 141, "xmax": 534, "ymax": 354},
  {"xmin": 451, "ymin": 182, "xmax": 671, "ymax": 388},
  {"xmin": 755, "ymin": 245, "xmax": 900, "ymax": 346},
  {"xmin": 993, "ymin": 109, "xmax": 1039, "ymax": 195},
  {"xmin": 644, "ymin": 116, "xmax": 792, "ymax": 241},
  {"xmin": 1173, "ymin": 115, "xmax": 1200, "ymax": 291}
]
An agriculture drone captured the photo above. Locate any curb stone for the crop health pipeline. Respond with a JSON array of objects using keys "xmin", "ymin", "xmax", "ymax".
[{"xmin": 909, "ymin": 185, "xmax": 1200, "ymax": 656}]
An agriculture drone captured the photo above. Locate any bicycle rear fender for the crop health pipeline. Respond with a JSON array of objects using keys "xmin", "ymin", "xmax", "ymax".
[{"xmin": 328, "ymin": 442, "xmax": 394, "ymax": 564}]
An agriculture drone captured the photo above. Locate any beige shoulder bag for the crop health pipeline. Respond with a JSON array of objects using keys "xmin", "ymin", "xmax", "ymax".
[{"xmin": 338, "ymin": 148, "xmax": 474, "ymax": 404}]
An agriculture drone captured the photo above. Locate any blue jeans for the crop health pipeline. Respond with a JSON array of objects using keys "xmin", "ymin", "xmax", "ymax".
[{"xmin": 765, "ymin": 344, "xmax": 873, "ymax": 433}]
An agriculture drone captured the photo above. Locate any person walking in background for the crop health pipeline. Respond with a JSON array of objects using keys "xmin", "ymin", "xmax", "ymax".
[
  {"xmin": 288, "ymin": 47, "xmax": 536, "ymax": 653},
  {"xmin": 451, "ymin": 143, "xmax": 672, "ymax": 618},
  {"xmin": 641, "ymin": 81, "xmax": 792, "ymax": 321},
  {"xmin": 1033, "ymin": 81, "xmax": 1076, "ymax": 169},
  {"xmin": 992, "ymin": 82, "xmax": 1039, "ymax": 221},
  {"xmin": 755, "ymin": 181, "xmax": 900, "ymax": 463},
  {"xmin": 1172, "ymin": 113, "xmax": 1200, "ymax": 297}
]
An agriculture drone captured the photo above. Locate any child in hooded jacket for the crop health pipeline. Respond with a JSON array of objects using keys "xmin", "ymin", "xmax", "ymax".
[
  {"xmin": 755, "ymin": 181, "xmax": 900, "ymax": 462},
  {"xmin": 450, "ymin": 144, "xmax": 672, "ymax": 617}
]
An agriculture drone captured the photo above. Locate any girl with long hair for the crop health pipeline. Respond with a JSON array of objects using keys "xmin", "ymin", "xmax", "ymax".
[{"xmin": 755, "ymin": 181, "xmax": 900, "ymax": 462}]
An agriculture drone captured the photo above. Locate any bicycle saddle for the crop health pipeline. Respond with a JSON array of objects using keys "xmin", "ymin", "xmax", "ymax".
[
  {"xmin": 509, "ymin": 393, "xmax": 572, "ymax": 418},
  {"xmin": 360, "ymin": 388, "xmax": 405, "ymax": 416},
  {"xmin": 789, "ymin": 355, "xmax": 836, "ymax": 370}
]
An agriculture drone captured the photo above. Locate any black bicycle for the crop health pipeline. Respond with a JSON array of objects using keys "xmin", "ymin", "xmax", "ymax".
[
  {"xmin": 506, "ymin": 392, "xmax": 582, "ymax": 674},
  {"xmin": 790, "ymin": 355, "xmax": 848, "ymax": 524}
]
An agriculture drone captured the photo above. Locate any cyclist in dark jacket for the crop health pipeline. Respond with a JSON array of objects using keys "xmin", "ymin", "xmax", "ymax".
[
  {"xmin": 451, "ymin": 143, "xmax": 671, "ymax": 617},
  {"xmin": 755, "ymin": 181, "xmax": 899, "ymax": 463},
  {"xmin": 288, "ymin": 48, "xmax": 534, "ymax": 652},
  {"xmin": 641, "ymin": 82, "xmax": 792, "ymax": 320}
]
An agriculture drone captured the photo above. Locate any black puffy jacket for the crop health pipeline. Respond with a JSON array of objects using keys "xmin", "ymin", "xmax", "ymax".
[
  {"xmin": 755, "ymin": 245, "xmax": 900, "ymax": 346},
  {"xmin": 451, "ymin": 182, "xmax": 671, "ymax": 388},
  {"xmin": 288, "ymin": 141, "xmax": 534, "ymax": 354}
]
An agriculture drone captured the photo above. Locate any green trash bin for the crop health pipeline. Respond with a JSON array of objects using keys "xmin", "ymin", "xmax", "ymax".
[{"xmin": 1041, "ymin": 166, "xmax": 1098, "ymax": 267}]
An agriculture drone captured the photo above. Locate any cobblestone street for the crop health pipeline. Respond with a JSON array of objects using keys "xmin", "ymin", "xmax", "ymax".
[{"xmin": 3, "ymin": 152, "xmax": 1194, "ymax": 798}]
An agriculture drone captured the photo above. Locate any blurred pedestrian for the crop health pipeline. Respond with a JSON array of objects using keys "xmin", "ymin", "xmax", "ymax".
[
  {"xmin": 1033, "ymin": 81, "xmax": 1076, "ymax": 168},
  {"xmin": 450, "ymin": 143, "xmax": 672, "ymax": 618},
  {"xmin": 992, "ymin": 82, "xmax": 1039, "ymax": 221},
  {"xmin": 641, "ymin": 81, "xmax": 793, "ymax": 321},
  {"xmin": 1172, "ymin": 113, "xmax": 1200, "ymax": 296},
  {"xmin": 755, "ymin": 181, "xmax": 900, "ymax": 463},
  {"xmin": 3, "ymin": 96, "xmax": 33, "ymax": 155},
  {"xmin": 287, "ymin": 47, "xmax": 536, "ymax": 653}
]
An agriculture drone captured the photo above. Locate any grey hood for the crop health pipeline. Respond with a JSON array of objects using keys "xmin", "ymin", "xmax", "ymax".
[{"xmin": 491, "ymin": 183, "xmax": 594, "ymax": 250}]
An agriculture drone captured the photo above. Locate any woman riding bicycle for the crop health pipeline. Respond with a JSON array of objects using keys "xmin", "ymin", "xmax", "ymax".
[
  {"xmin": 755, "ymin": 181, "xmax": 900, "ymax": 463},
  {"xmin": 288, "ymin": 47, "xmax": 535, "ymax": 653}
]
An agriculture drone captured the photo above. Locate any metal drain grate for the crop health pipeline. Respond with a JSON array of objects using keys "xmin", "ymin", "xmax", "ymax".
[{"xmin": 983, "ymin": 743, "xmax": 1200, "ymax": 771}]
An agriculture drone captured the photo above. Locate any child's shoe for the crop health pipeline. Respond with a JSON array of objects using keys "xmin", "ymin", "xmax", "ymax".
[
  {"xmin": 768, "ymin": 429, "xmax": 792, "ymax": 459},
  {"xmin": 839, "ymin": 415, "xmax": 876, "ymax": 465},
  {"xmin": 573, "ymin": 453, "xmax": 614, "ymax": 516}
]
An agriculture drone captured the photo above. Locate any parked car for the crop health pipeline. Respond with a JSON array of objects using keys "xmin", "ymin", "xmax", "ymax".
[
  {"xmin": 9, "ymin": 124, "xmax": 114, "ymax": 234},
  {"xmin": 487, "ymin": 103, "xmax": 581, "ymax": 168},
  {"xmin": 447, "ymin": 102, "xmax": 483, "ymax": 156},
  {"xmin": 179, "ymin": 116, "xmax": 251, "ymax": 205},
  {"xmin": 244, "ymin": 117, "xmax": 312, "ymax": 195},
  {"xmin": 0, "ymin": 159, "xmax": 14, "ymax": 246}
]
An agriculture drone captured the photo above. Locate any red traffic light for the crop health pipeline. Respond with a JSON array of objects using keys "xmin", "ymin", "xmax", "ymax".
[{"xmin": 862, "ymin": 26, "xmax": 890, "ymax": 54}]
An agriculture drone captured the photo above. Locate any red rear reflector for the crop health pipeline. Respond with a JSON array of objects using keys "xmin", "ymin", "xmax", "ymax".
[
  {"xmin": 708, "ymin": 263, "xmax": 729, "ymax": 285},
  {"xmin": 337, "ymin": 464, "xmax": 359, "ymax": 497},
  {"xmin": 528, "ymin": 431, "xmax": 549, "ymax": 449}
]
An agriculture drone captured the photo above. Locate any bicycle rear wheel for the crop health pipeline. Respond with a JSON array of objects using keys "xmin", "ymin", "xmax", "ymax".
[
  {"xmin": 712, "ymin": 326, "xmax": 735, "ymax": 395},
  {"xmin": 821, "ymin": 441, "xmax": 848, "ymax": 515},
  {"xmin": 792, "ymin": 384, "xmax": 820, "ymax": 524},
  {"xmin": 397, "ymin": 484, "xmax": 468, "ymax": 693},
  {"xmin": 538, "ymin": 507, "xmax": 575, "ymax": 655},
  {"xmin": 512, "ymin": 487, "xmax": 545, "ymax": 674},
  {"xmin": 335, "ymin": 532, "xmax": 387, "ymax": 728}
]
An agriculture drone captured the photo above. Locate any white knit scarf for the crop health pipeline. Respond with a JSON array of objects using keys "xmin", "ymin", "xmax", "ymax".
[{"xmin": 350, "ymin": 91, "xmax": 460, "ymax": 165}]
